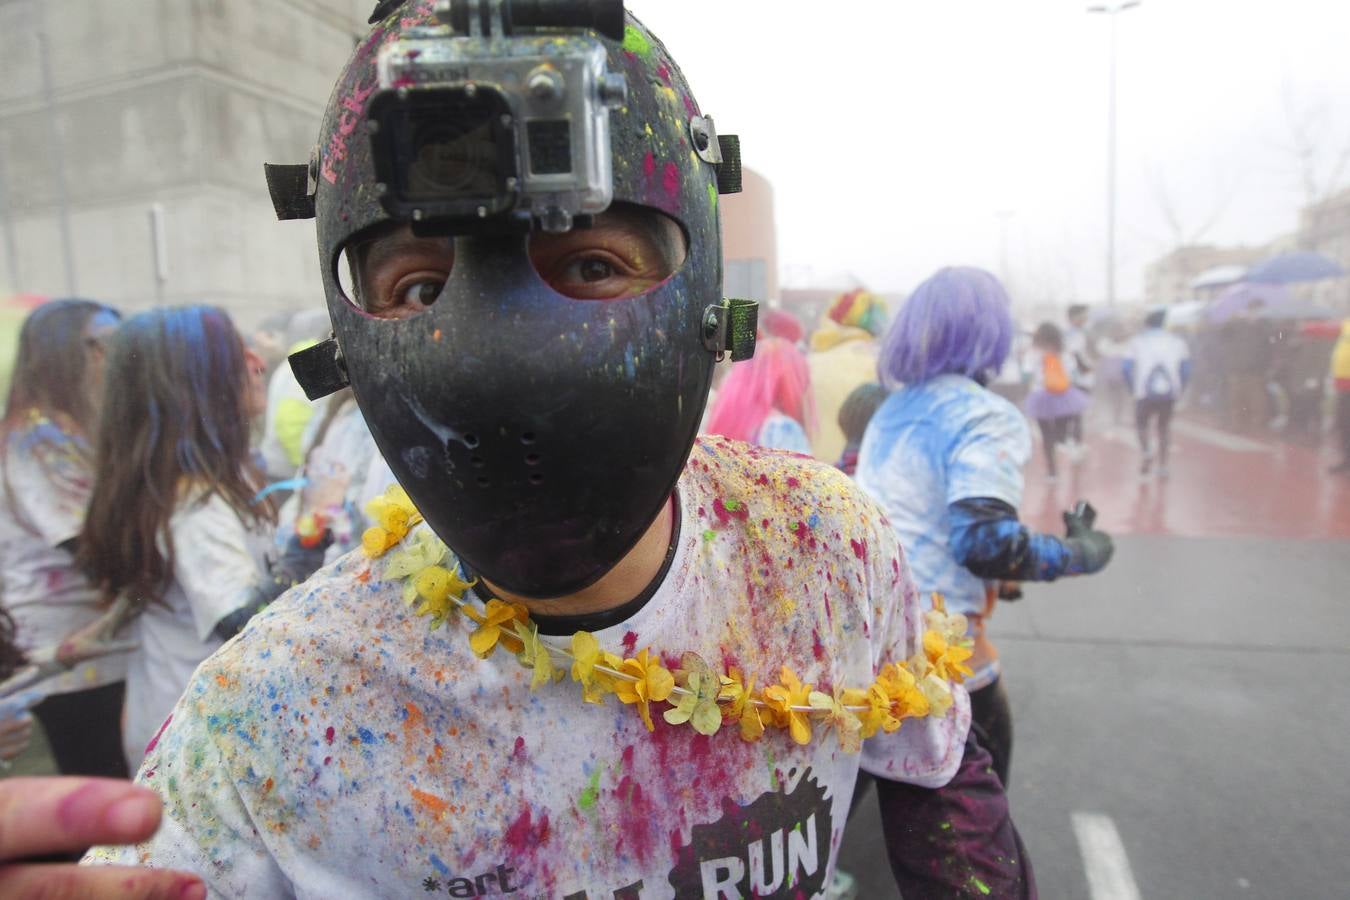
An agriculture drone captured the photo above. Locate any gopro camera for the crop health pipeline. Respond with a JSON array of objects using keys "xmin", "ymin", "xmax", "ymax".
[{"xmin": 367, "ymin": 0, "xmax": 628, "ymax": 234}]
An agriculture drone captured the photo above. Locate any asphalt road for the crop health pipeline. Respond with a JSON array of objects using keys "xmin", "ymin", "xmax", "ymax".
[{"xmin": 837, "ymin": 413, "xmax": 1350, "ymax": 899}]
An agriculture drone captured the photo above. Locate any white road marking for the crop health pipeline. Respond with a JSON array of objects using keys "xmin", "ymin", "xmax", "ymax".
[
  {"xmin": 1072, "ymin": 812, "xmax": 1142, "ymax": 900},
  {"xmin": 1171, "ymin": 420, "xmax": 1271, "ymax": 453}
]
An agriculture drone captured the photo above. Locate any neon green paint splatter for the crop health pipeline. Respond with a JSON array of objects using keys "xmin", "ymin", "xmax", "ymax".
[
  {"xmin": 940, "ymin": 821, "xmax": 952, "ymax": 830},
  {"xmin": 622, "ymin": 25, "xmax": 651, "ymax": 57},
  {"xmin": 702, "ymin": 528, "xmax": 716, "ymax": 542},
  {"xmin": 724, "ymin": 498, "xmax": 741, "ymax": 511},
  {"xmin": 971, "ymin": 877, "xmax": 991, "ymax": 895},
  {"xmin": 708, "ymin": 183, "xmax": 718, "ymax": 209},
  {"xmin": 578, "ymin": 767, "xmax": 602, "ymax": 810}
]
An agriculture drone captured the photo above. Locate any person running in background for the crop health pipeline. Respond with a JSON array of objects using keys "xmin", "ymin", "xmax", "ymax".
[
  {"xmin": 1025, "ymin": 321, "xmax": 1090, "ymax": 481},
  {"xmin": 807, "ymin": 289, "xmax": 888, "ymax": 464},
  {"xmin": 1331, "ymin": 318, "xmax": 1350, "ymax": 474},
  {"xmin": 705, "ymin": 335, "xmax": 816, "ymax": 453},
  {"xmin": 78, "ymin": 306, "xmax": 327, "ymax": 771},
  {"xmin": 835, "ymin": 382, "xmax": 887, "ymax": 476},
  {"xmin": 1124, "ymin": 308, "xmax": 1191, "ymax": 478},
  {"xmin": 0, "ymin": 299, "xmax": 131, "ymax": 779},
  {"xmin": 857, "ymin": 266, "xmax": 1114, "ymax": 785},
  {"xmin": 1063, "ymin": 304, "xmax": 1094, "ymax": 455}
]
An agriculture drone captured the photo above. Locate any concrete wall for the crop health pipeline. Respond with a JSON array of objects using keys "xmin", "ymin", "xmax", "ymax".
[{"xmin": 0, "ymin": 0, "xmax": 368, "ymax": 325}]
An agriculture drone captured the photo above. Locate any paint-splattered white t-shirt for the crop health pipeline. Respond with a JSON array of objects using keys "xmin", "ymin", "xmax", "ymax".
[
  {"xmin": 0, "ymin": 412, "xmax": 127, "ymax": 699},
  {"xmin": 92, "ymin": 437, "xmax": 969, "ymax": 899}
]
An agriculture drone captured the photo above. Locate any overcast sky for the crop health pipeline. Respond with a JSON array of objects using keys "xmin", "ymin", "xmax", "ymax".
[{"xmin": 624, "ymin": 0, "xmax": 1350, "ymax": 306}]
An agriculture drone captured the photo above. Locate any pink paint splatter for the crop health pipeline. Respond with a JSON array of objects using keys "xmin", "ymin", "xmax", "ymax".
[
  {"xmin": 662, "ymin": 162, "xmax": 680, "ymax": 198},
  {"xmin": 621, "ymin": 631, "xmax": 639, "ymax": 656},
  {"xmin": 502, "ymin": 806, "xmax": 550, "ymax": 853},
  {"xmin": 324, "ymin": 726, "xmax": 335, "ymax": 745},
  {"xmin": 144, "ymin": 714, "xmax": 173, "ymax": 755},
  {"xmin": 512, "ymin": 736, "xmax": 527, "ymax": 761},
  {"xmin": 812, "ymin": 629, "xmax": 825, "ymax": 661},
  {"xmin": 850, "ymin": 538, "xmax": 868, "ymax": 561},
  {"xmin": 642, "ymin": 151, "xmax": 656, "ymax": 178},
  {"xmin": 656, "ymin": 64, "xmax": 672, "ymax": 85}
]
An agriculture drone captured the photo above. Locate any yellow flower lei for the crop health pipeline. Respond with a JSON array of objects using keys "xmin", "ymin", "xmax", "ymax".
[{"xmin": 361, "ymin": 486, "xmax": 973, "ymax": 752}]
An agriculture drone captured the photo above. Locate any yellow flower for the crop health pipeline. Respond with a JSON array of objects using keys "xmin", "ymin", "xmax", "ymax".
[
  {"xmin": 718, "ymin": 668, "xmax": 765, "ymax": 742},
  {"xmin": 917, "ymin": 671, "xmax": 954, "ymax": 719},
  {"xmin": 613, "ymin": 649, "xmax": 675, "ymax": 732},
  {"xmin": 663, "ymin": 654, "xmax": 722, "ymax": 736},
  {"xmin": 876, "ymin": 662, "xmax": 931, "ymax": 723},
  {"xmin": 763, "ymin": 666, "xmax": 814, "ymax": 746},
  {"xmin": 924, "ymin": 593, "xmax": 969, "ymax": 644},
  {"xmin": 362, "ymin": 485, "xmax": 423, "ymax": 557},
  {"xmin": 385, "ymin": 529, "xmax": 448, "ymax": 581},
  {"xmin": 808, "ymin": 689, "xmax": 863, "ymax": 754},
  {"xmin": 923, "ymin": 629, "xmax": 975, "ymax": 683},
  {"xmin": 410, "ymin": 564, "xmax": 476, "ymax": 629},
  {"xmin": 466, "ymin": 599, "xmax": 529, "ymax": 659},
  {"xmin": 517, "ymin": 623, "xmax": 563, "ymax": 691},
  {"xmin": 842, "ymin": 686, "xmax": 895, "ymax": 739},
  {"xmin": 570, "ymin": 632, "xmax": 623, "ymax": 704}
]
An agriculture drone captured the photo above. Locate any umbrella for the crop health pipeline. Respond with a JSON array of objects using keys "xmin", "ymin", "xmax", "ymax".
[
  {"xmin": 1244, "ymin": 251, "xmax": 1344, "ymax": 285},
  {"xmin": 1189, "ymin": 264, "xmax": 1247, "ymax": 290},
  {"xmin": 1204, "ymin": 283, "xmax": 1290, "ymax": 324},
  {"xmin": 1164, "ymin": 300, "xmax": 1208, "ymax": 328}
]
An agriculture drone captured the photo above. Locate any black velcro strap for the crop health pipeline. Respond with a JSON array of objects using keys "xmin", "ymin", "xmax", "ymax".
[
  {"xmin": 369, "ymin": 0, "xmax": 404, "ymax": 24},
  {"xmin": 715, "ymin": 135, "xmax": 742, "ymax": 194},
  {"xmin": 264, "ymin": 163, "xmax": 315, "ymax": 221},
  {"xmin": 288, "ymin": 337, "xmax": 350, "ymax": 400},
  {"xmin": 725, "ymin": 297, "xmax": 757, "ymax": 360}
]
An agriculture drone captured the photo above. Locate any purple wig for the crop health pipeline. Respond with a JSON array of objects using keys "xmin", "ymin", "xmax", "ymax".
[{"xmin": 877, "ymin": 266, "xmax": 1013, "ymax": 388}]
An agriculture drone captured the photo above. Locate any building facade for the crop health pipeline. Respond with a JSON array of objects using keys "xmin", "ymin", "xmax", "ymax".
[{"xmin": 0, "ymin": 0, "xmax": 369, "ymax": 325}]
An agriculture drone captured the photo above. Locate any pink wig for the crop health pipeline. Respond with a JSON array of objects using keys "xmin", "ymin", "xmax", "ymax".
[{"xmin": 705, "ymin": 337, "xmax": 816, "ymax": 443}]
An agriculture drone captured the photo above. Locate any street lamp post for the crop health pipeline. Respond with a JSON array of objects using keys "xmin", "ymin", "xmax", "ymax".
[{"xmin": 1088, "ymin": 0, "xmax": 1139, "ymax": 308}]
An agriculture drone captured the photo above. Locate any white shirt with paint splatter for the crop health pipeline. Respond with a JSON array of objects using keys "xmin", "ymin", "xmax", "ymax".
[{"xmin": 90, "ymin": 437, "xmax": 969, "ymax": 899}]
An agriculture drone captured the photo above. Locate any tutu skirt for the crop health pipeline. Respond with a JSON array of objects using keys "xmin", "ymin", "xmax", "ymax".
[{"xmin": 1026, "ymin": 386, "xmax": 1089, "ymax": 420}]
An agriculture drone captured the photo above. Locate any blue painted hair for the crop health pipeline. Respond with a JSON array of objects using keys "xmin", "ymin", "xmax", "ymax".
[{"xmin": 877, "ymin": 266, "xmax": 1013, "ymax": 388}]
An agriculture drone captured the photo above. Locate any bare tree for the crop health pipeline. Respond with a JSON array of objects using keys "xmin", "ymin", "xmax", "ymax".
[{"xmin": 1279, "ymin": 81, "xmax": 1350, "ymax": 209}]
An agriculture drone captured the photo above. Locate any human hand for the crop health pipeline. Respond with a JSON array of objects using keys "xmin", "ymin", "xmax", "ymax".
[
  {"xmin": 0, "ymin": 714, "xmax": 32, "ymax": 762},
  {"xmin": 0, "ymin": 777, "xmax": 204, "ymax": 899}
]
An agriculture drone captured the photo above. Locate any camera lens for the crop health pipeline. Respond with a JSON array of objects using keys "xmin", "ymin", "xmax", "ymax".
[{"xmin": 405, "ymin": 95, "xmax": 500, "ymax": 199}]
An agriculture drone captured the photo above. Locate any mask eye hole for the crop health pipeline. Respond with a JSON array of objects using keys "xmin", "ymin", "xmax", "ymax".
[
  {"xmin": 526, "ymin": 203, "xmax": 687, "ymax": 302},
  {"xmin": 334, "ymin": 227, "xmax": 454, "ymax": 320}
]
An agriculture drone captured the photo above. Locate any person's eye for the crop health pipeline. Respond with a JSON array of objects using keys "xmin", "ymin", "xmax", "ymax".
[
  {"xmin": 575, "ymin": 256, "xmax": 617, "ymax": 284},
  {"xmin": 367, "ymin": 273, "xmax": 446, "ymax": 319},
  {"xmin": 399, "ymin": 279, "xmax": 444, "ymax": 309}
]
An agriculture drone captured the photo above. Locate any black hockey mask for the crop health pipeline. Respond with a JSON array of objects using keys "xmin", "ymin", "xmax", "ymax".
[{"xmin": 269, "ymin": 4, "xmax": 753, "ymax": 598}]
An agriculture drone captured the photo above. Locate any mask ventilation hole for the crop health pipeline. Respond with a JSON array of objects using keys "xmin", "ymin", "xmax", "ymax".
[
  {"xmin": 520, "ymin": 432, "xmax": 536, "ymax": 445},
  {"xmin": 528, "ymin": 473, "xmax": 545, "ymax": 486},
  {"xmin": 470, "ymin": 455, "xmax": 485, "ymax": 468},
  {"xmin": 524, "ymin": 453, "xmax": 541, "ymax": 466},
  {"xmin": 463, "ymin": 433, "xmax": 480, "ymax": 448},
  {"xmin": 476, "ymin": 475, "xmax": 491, "ymax": 487}
]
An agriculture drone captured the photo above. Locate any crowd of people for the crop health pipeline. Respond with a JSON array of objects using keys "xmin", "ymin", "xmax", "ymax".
[{"xmin": 0, "ymin": 4, "xmax": 1347, "ymax": 899}]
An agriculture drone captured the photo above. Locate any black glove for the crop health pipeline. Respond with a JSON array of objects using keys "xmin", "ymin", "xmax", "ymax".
[
  {"xmin": 212, "ymin": 531, "xmax": 333, "ymax": 642},
  {"xmin": 1063, "ymin": 501, "xmax": 1114, "ymax": 575}
]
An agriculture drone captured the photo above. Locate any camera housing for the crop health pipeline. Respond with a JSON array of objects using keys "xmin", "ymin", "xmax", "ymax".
[{"xmin": 368, "ymin": 2, "xmax": 628, "ymax": 234}]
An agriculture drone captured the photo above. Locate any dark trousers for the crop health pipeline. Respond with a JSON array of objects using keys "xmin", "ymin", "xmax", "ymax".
[
  {"xmin": 849, "ymin": 729, "xmax": 1037, "ymax": 898},
  {"xmin": 1135, "ymin": 396, "xmax": 1176, "ymax": 466},
  {"xmin": 31, "ymin": 681, "xmax": 129, "ymax": 779},
  {"xmin": 970, "ymin": 678, "xmax": 1013, "ymax": 788},
  {"xmin": 1037, "ymin": 417, "xmax": 1072, "ymax": 476}
]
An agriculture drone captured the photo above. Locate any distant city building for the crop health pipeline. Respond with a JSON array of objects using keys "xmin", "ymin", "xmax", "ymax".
[
  {"xmin": 1298, "ymin": 186, "xmax": 1350, "ymax": 309},
  {"xmin": 1143, "ymin": 244, "xmax": 1264, "ymax": 304},
  {"xmin": 0, "ymin": 0, "xmax": 369, "ymax": 324},
  {"xmin": 720, "ymin": 166, "xmax": 778, "ymax": 306}
]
